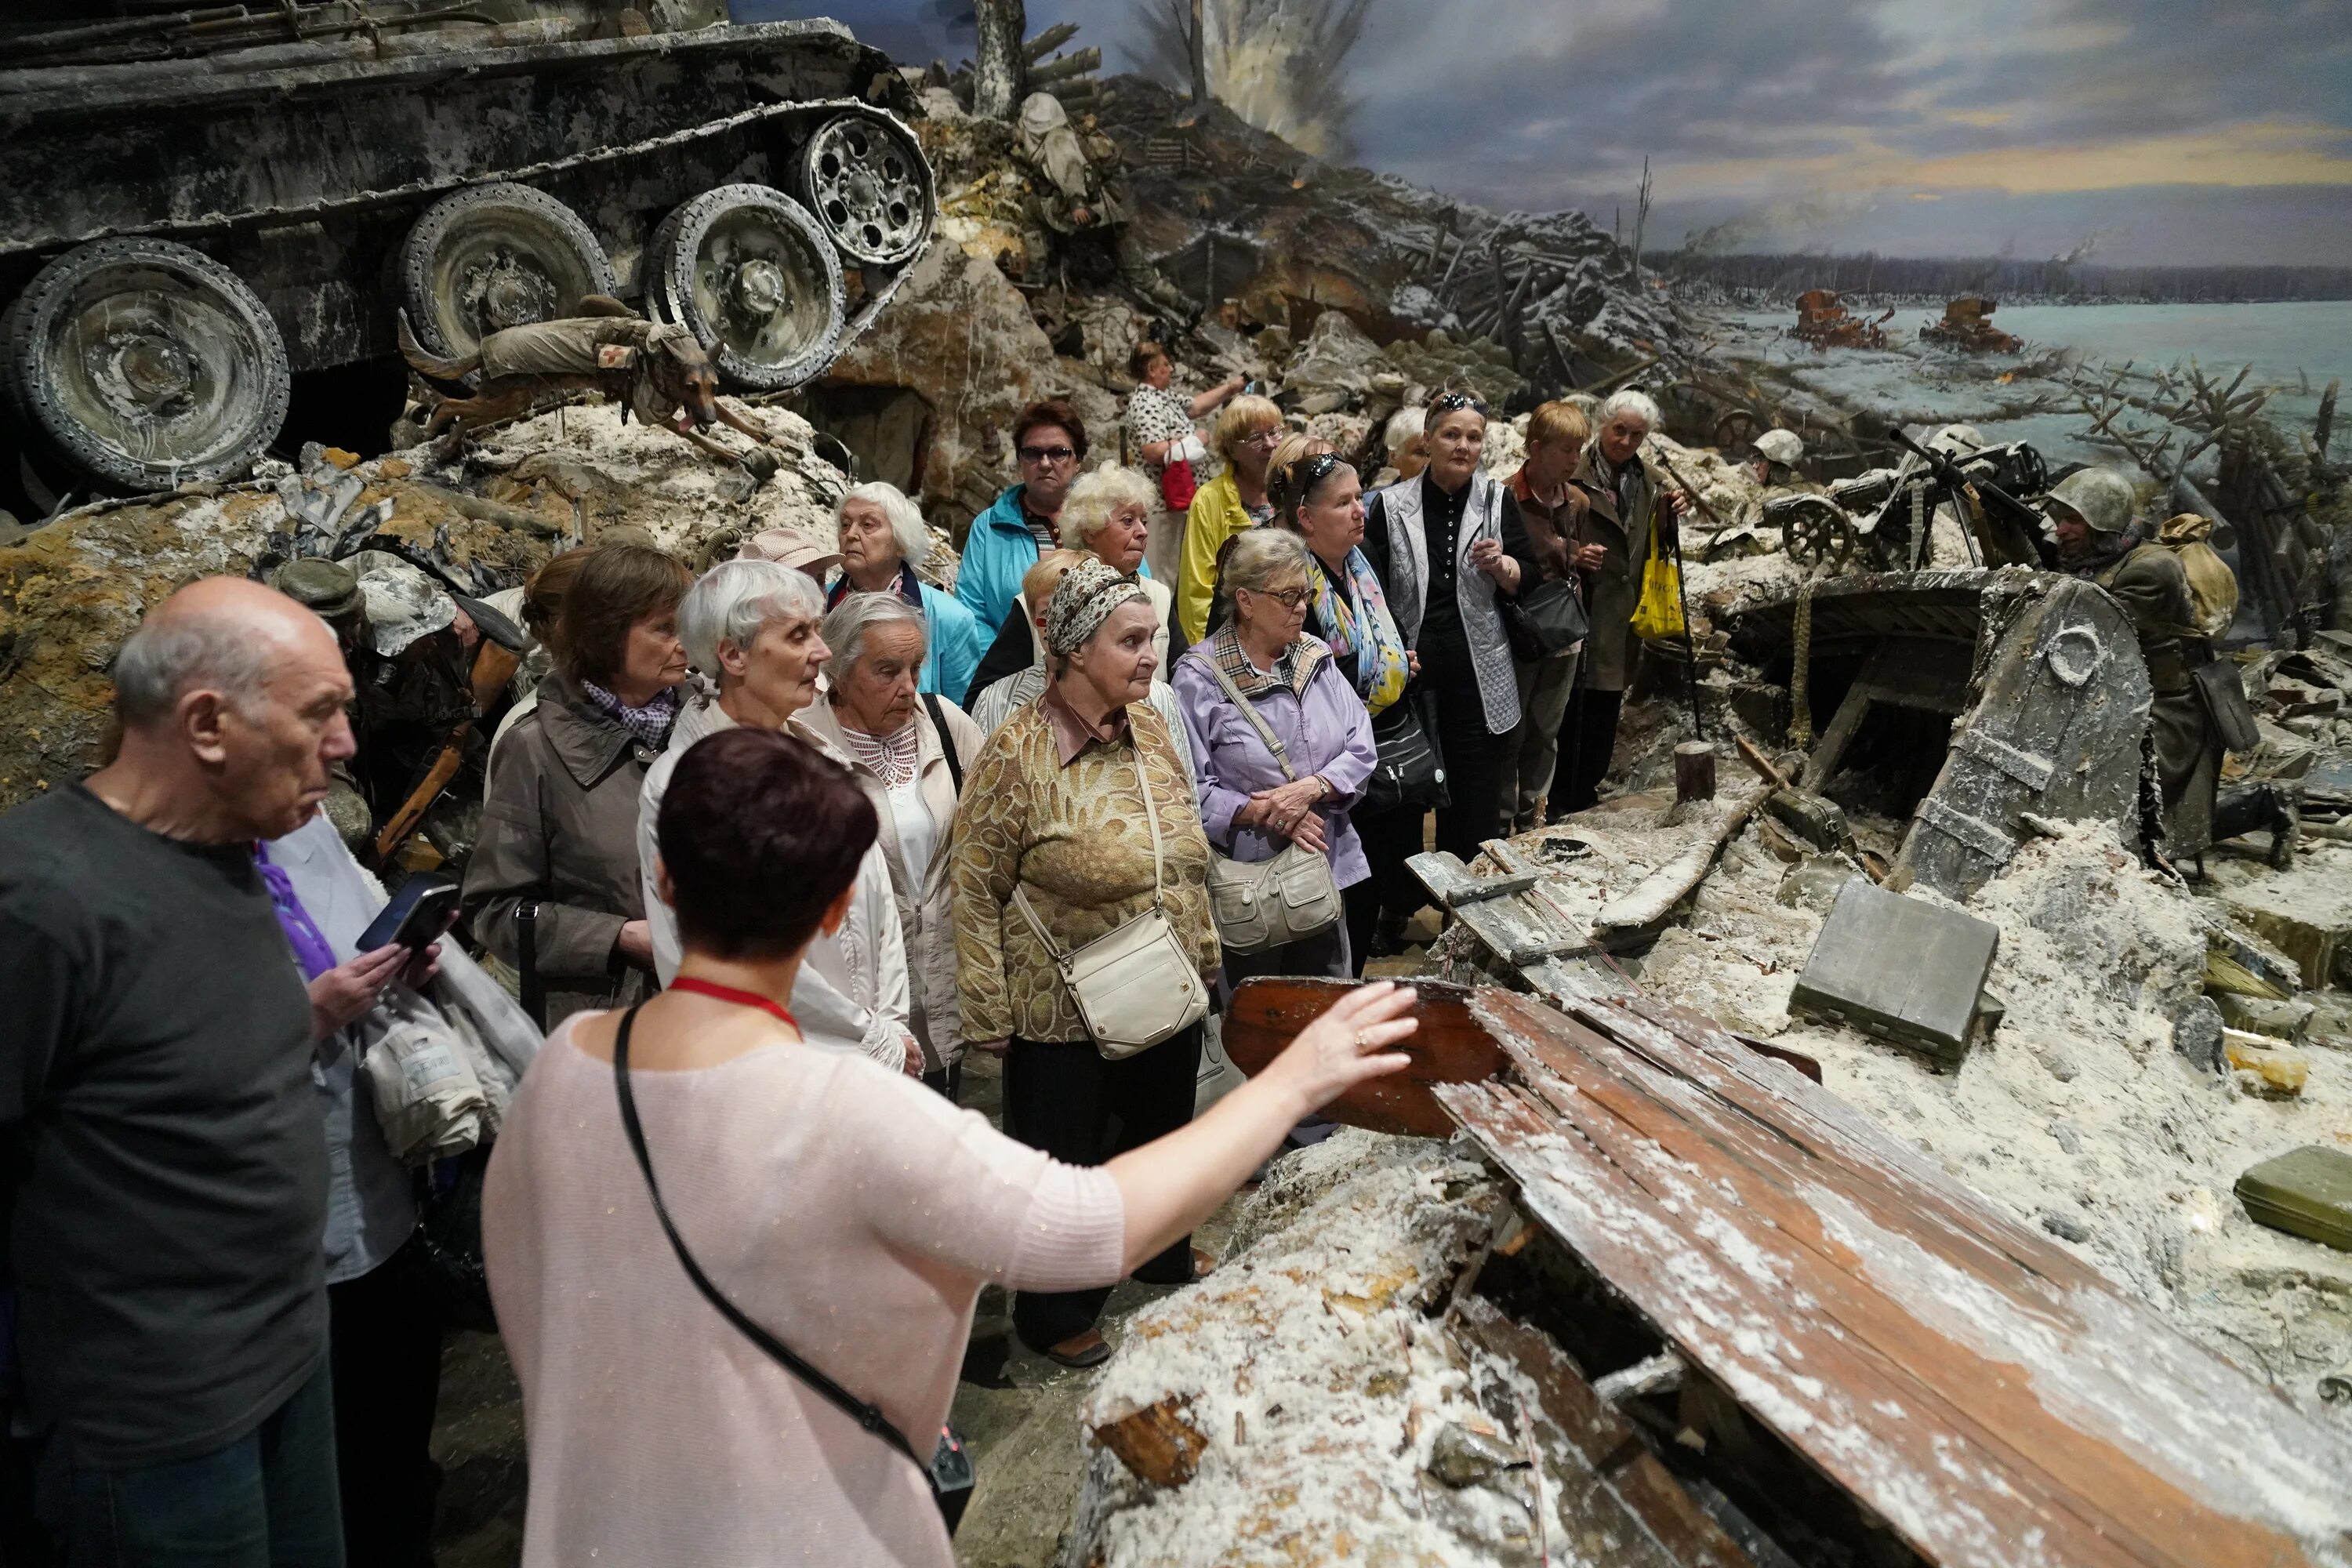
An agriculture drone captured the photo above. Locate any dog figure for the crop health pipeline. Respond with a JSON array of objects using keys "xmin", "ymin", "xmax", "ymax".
[{"xmin": 397, "ymin": 297, "xmax": 780, "ymax": 468}]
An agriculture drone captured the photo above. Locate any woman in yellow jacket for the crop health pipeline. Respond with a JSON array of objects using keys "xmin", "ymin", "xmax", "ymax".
[{"xmin": 1174, "ymin": 394, "xmax": 1283, "ymax": 643}]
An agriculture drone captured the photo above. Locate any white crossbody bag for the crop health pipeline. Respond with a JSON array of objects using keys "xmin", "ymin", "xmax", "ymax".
[
  {"xmin": 1198, "ymin": 659, "xmax": 1344, "ymax": 956},
  {"xmin": 1011, "ymin": 748, "xmax": 1209, "ymax": 1059}
]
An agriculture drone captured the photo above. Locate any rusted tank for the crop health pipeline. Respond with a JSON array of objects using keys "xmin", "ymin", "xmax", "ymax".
[{"xmin": 0, "ymin": 1, "xmax": 936, "ymax": 492}]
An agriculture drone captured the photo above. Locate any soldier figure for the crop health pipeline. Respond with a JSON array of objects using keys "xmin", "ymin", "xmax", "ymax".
[
  {"xmin": 1013, "ymin": 92, "xmax": 1192, "ymax": 314},
  {"xmin": 1748, "ymin": 428, "xmax": 1814, "ymax": 492},
  {"xmin": 2048, "ymin": 466, "xmax": 2225, "ymax": 858}
]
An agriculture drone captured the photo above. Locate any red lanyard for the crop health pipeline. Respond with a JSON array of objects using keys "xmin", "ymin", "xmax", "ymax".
[{"xmin": 667, "ymin": 977, "xmax": 801, "ymax": 1034}]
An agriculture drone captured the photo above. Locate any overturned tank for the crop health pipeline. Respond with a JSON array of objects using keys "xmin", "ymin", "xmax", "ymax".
[{"xmin": 0, "ymin": 0, "xmax": 937, "ymax": 492}]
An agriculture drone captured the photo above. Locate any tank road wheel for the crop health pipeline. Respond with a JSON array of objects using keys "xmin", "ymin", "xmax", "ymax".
[
  {"xmin": 796, "ymin": 111, "xmax": 932, "ymax": 267},
  {"xmin": 3, "ymin": 238, "xmax": 290, "ymax": 492},
  {"xmin": 399, "ymin": 183, "xmax": 617, "ymax": 360},
  {"xmin": 648, "ymin": 185, "xmax": 845, "ymax": 392}
]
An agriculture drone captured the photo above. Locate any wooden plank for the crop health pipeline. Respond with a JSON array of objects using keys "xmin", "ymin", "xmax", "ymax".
[
  {"xmin": 1437, "ymin": 991, "xmax": 2352, "ymax": 1568},
  {"xmin": 1221, "ymin": 977, "xmax": 1504, "ymax": 1138},
  {"xmin": 1454, "ymin": 1294, "xmax": 1757, "ymax": 1568}
]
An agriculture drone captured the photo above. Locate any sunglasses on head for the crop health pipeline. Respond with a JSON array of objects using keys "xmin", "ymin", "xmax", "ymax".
[
  {"xmin": 1431, "ymin": 391, "xmax": 1487, "ymax": 417},
  {"xmin": 1295, "ymin": 452, "xmax": 1348, "ymax": 490}
]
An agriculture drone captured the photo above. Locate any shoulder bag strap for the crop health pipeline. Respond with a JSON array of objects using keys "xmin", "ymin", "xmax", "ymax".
[
  {"xmin": 1200, "ymin": 656, "xmax": 1296, "ymax": 780},
  {"xmin": 922, "ymin": 693, "xmax": 964, "ymax": 797},
  {"xmin": 612, "ymin": 1004, "xmax": 924, "ymax": 1473},
  {"xmin": 1009, "ymin": 731, "xmax": 1170, "ymax": 956}
]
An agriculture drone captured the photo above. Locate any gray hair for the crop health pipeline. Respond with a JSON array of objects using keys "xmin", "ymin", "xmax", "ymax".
[
  {"xmin": 1215, "ymin": 526, "xmax": 1312, "ymax": 624},
  {"xmin": 819, "ymin": 590, "xmax": 926, "ymax": 683},
  {"xmin": 679, "ymin": 557, "xmax": 826, "ymax": 675},
  {"xmin": 1597, "ymin": 390, "xmax": 1661, "ymax": 430},
  {"xmin": 1383, "ymin": 405, "xmax": 1425, "ymax": 456},
  {"xmin": 836, "ymin": 481, "xmax": 931, "ymax": 572},
  {"xmin": 112, "ymin": 605, "xmax": 283, "ymax": 724},
  {"xmin": 1058, "ymin": 464, "xmax": 1158, "ymax": 550}
]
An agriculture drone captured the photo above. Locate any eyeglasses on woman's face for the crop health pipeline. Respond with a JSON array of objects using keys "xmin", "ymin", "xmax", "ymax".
[
  {"xmin": 1242, "ymin": 583, "xmax": 1311, "ymax": 611},
  {"xmin": 1018, "ymin": 444, "xmax": 1077, "ymax": 466},
  {"xmin": 1240, "ymin": 426, "xmax": 1283, "ymax": 451}
]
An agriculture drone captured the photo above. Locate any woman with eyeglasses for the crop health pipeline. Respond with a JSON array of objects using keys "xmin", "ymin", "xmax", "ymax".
[
  {"xmin": 1269, "ymin": 449, "xmax": 1419, "ymax": 969},
  {"xmin": 1359, "ymin": 392, "xmax": 1541, "ymax": 947},
  {"xmin": 1174, "ymin": 394, "xmax": 1285, "ymax": 644},
  {"xmin": 954, "ymin": 398, "xmax": 1091, "ymax": 635},
  {"xmin": 1174, "ymin": 526, "xmax": 1377, "ymax": 986}
]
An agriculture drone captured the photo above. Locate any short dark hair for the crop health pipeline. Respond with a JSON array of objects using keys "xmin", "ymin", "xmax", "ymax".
[
  {"xmin": 1012, "ymin": 398, "xmax": 1088, "ymax": 462},
  {"xmin": 658, "ymin": 728, "xmax": 877, "ymax": 961},
  {"xmin": 1127, "ymin": 340, "xmax": 1168, "ymax": 380},
  {"xmin": 557, "ymin": 543, "xmax": 691, "ymax": 687}
]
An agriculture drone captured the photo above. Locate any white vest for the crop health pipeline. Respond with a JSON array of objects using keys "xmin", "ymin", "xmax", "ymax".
[{"xmin": 1379, "ymin": 474, "xmax": 1521, "ymax": 735}]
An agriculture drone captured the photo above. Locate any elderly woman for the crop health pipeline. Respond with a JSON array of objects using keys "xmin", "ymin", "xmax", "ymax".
[
  {"xmin": 1270, "ymin": 452, "xmax": 1417, "ymax": 967},
  {"xmin": 964, "ymin": 463, "xmax": 1180, "ymax": 702},
  {"xmin": 1174, "ymin": 527, "xmax": 1377, "ymax": 983},
  {"xmin": 1500, "ymin": 399, "xmax": 1598, "ymax": 835},
  {"xmin": 951, "ymin": 560, "xmax": 1219, "ymax": 1367},
  {"xmin": 797, "ymin": 591, "xmax": 985, "ymax": 1098},
  {"xmin": 1371, "ymin": 405, "xmax": 1429, "ymax": 491},
  {"xmin": 465, "ymin": 542, "xmax": 691, "ymax": 1025},
  {"xmin": 486, "ymin": 724, "xmax": 1419, "ymax": 1567},
  {"xmin": 1559, "ymin": 389, "xmax": 1687, "ymax": 817},
  {"xmin": 1126, "ymin": 340, "xmax": 1242, "ymax": 535},
  {"xmin": 1175, "ymin": 393, "xmax": 1284, "ymax": 643},
  {"xmin": 826, "ymin": 480, "xmax": 985, "ymax": 703},
  {"xmin": 636, "ymin": 559, "xmax": 919, "ymax": 1075},
  {"xmin": 1361, "ymin": 393, "xmax": 1541, "ymax": 906}
]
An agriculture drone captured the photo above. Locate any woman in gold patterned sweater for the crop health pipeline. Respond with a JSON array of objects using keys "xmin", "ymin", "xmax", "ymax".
[{"xmin": 949, "ymin": 559, "xmax": 1218, "ymax": 1367}]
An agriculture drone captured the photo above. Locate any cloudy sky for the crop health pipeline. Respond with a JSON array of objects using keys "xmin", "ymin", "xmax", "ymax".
[{"xmin": 750, "ymin": 0, "xmax": 2352, "ymax": 267}]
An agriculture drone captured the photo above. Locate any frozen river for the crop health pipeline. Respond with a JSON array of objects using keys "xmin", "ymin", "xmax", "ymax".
[{"xmin": 1705, "ymin": 299, "xmax": 2351, "ymax": 475}]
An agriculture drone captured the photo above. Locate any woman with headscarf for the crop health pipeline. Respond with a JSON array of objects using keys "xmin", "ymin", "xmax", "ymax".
[{"xmin": 949, "ymin": 560, "xmax": 1218, "ymax": 1368}]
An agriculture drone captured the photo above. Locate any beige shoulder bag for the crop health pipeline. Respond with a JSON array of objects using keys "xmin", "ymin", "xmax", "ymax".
[
  {"xmin": 1011, "ymin": 746, "xmax": 1209, "ymax": 1058},
  {"xmin": 1199, "ymin": 660, "xmax": 1345, "ymax": 956}
]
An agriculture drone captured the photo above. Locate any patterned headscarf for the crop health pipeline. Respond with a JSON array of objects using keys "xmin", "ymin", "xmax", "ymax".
[{"xmin": 1044, "ymin": 558, "xmax": 1148, "ymax": 656}]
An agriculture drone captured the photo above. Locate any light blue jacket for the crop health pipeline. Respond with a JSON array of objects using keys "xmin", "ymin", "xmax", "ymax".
[
  {"xmin": 953, "ymin": 484, "xmax": 1044, "ymax": 635},
  {"xmin": 917, "ymin": 580, "xmax": 985, "ymax": 705}
]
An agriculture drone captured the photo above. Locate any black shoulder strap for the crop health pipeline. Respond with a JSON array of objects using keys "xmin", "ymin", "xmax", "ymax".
[
  {"xmin": 612, "ymin": 1005, "xmax": 922, "ymax": 1472},
  {"xmin": 923, "ymin": 693, "xmax": 964, "ymax": 797}
]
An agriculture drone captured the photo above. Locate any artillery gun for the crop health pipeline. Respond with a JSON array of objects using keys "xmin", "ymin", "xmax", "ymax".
[{"xmin": 0, "ymin": 1, "xmax": 937, "ymax": 493}]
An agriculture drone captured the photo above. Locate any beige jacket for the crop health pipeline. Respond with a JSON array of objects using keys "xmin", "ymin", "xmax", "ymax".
[
  {"xmin": 797, "ymin": 696, "xmax": 986, "ymax": 1071},
  {"xmin": 1571, "ymin": 443, "xmax": 1668, "ymax": 692}
]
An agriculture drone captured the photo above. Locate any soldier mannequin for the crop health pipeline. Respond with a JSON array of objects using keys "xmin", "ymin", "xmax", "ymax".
[{"xmin": 2049, "ymin": 466, "xmax": 2223, "ymax": 858}]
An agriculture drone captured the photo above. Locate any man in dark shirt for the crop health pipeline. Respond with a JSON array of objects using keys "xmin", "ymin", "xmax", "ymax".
[{"xmin": 1, "ymin": 577, "xmax": 360, "ymax": 1565}]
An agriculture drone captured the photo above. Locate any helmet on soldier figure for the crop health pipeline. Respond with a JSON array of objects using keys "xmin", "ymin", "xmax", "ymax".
[
  {"xmin": 1752, "ymin": 429, "xmax": 1804, "ymax": 470},
  {"xmin": 2045, "ymin": 466, "xmax": 2136, "ymax": 535}
]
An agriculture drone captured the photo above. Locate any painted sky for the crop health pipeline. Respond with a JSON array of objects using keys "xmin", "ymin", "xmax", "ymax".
[{"xmin": 749, "ymin": 0, "xmax": 2352, "ymax": 267}]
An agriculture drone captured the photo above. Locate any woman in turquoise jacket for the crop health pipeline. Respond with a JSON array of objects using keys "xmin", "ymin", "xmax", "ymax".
[
  {"xmin": 953, "ymin": 399, "xmax": 1091, "ymax": 633},
  {"xmin": 827, "ymin": 481, "xmax": 987, "ymax": 702}
]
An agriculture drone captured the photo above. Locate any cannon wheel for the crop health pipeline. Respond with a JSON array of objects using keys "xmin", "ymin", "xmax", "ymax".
[
  {"xmin": 1780, "ymin": 494, "xmax": 1857, "ymax": 571},
  {"xmin": 3, "ymin": 238, "xmax": 290, "ymax": 492},
  {"xmin": 399, "ymin": 183, "xmax": 616, "ymax": 361},
  {"xmin": 1714, "ymin": 408, "xmax": 1762, "ymax": 450},
  {"xmin": 648, "ymin": 185, "xmax": 844, "ymax": 392},
  {"xmin": 795, "ymin": 111, "xmax": 933, "ymax": 267}
]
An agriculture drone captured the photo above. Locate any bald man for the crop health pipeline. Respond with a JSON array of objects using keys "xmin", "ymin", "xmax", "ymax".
[{"xmin": 1, "ymin": 578, "xmax": 358, "ymax": 1564}]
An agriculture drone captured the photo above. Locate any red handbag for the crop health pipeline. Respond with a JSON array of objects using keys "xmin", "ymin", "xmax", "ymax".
[{"xmin": 1159, "ymin": 458, "xmax": 1198, "ymax": 512}]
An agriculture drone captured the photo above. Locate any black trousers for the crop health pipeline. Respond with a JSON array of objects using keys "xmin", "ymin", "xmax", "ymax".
[
  {"xmin": 1349, "ymin": 804, "xmax": 1427, "ymax": 963},
  {"xmin": 328, "ymin": 1239, "xmax": 445, "ymax": 1568},
  {"xmin": 1003, "ymin": 1025, "xmax": 1202, "ymax": 1349},
  {"xmin": 1553, "ymin": 685, "xmax": 1624, "ymax": 818},
  {"xmin": 1421, "ymin": 651, "xmax": 1509, "ymax": 863}
]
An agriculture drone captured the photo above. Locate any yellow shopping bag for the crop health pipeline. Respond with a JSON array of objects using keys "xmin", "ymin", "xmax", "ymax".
[{"xmin": 1629, "ymin": 528, "xmax": 1686, "ymax": 641}]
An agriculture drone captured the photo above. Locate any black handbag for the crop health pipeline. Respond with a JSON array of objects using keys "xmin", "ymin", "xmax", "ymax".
[
  {"xmin": 1501, "ymin": 575, "xmax": 1591, "ymax": 661},
  {"xmin": 612, "ymin": 1005, "xmax": 975, "ymax": 1531},
  {"xmin": 1362, "ymin": 687, "xmax": 1448, "ymax": 819}
]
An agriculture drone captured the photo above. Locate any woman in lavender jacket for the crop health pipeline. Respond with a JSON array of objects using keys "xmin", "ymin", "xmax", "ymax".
[{"xmin": 1174, "ymin": 527, "xmax": 1378, "ymax": 985}]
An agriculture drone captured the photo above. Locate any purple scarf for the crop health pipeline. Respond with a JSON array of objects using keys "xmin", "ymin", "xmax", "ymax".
[{"xmin": 253, "ymin": 844, "xmax": 338, "ymax": 981}]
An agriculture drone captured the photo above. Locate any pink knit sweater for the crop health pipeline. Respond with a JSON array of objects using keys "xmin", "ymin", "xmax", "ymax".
[{"xmin": 484, "ymin": 1016, "xmax": 1126, "ymax": 1566}]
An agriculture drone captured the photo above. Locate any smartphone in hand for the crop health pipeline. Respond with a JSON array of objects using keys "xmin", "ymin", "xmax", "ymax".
[{"xmin": 358, "ymin": 874, "xmax": 461, "ymax": 954}]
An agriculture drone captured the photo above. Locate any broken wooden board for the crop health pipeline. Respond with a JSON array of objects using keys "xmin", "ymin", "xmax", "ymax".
[
  {"xmin": 1435, "ymin": 985, "xmax": 2352, "ymax": 1568},
  {"xmin": 1893, "ymin": 575, "xmax": 2151, "ymax": 900},
  {"xmin": 1222, "ymin": 978, "xmax": 1508, "ymax": 1138}
]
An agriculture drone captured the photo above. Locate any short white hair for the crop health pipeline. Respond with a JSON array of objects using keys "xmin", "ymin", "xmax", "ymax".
[
  {"xmin": 1383, "ymin": 405, "xmax": 1425, "ymax": 456},
  {"xmin": 678, "ymin": 557, "xmax": 825, "ymax": 675},
  {"xmin": 819, "ymin": 590, "xmax": 926, "ymax": 682},
  {"xmin": 836, "ymin": 481, "xmax": 931, "ymax": 572},
  {"xmin": 1215, "ymin": 526, "xmax": 1312, "ymax": 625},
  {"xmin": 1598, "ymin": 390, "xmax": 1661, "ymax": 430},
  {"xmin": 1058, "ymin": 464, "xmax": 1158, "ymax": 550}
]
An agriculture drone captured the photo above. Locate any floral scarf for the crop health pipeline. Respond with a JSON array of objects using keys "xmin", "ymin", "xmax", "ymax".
[{"xmin": 1310, "ymin": 546, "xmax": 1410, "ymax": 717}]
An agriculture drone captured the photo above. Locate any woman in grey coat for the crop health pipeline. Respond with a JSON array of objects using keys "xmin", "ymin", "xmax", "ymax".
[{"xmin": 460, "ymin": 543, "xmax": 692, "ymax": 1025}]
